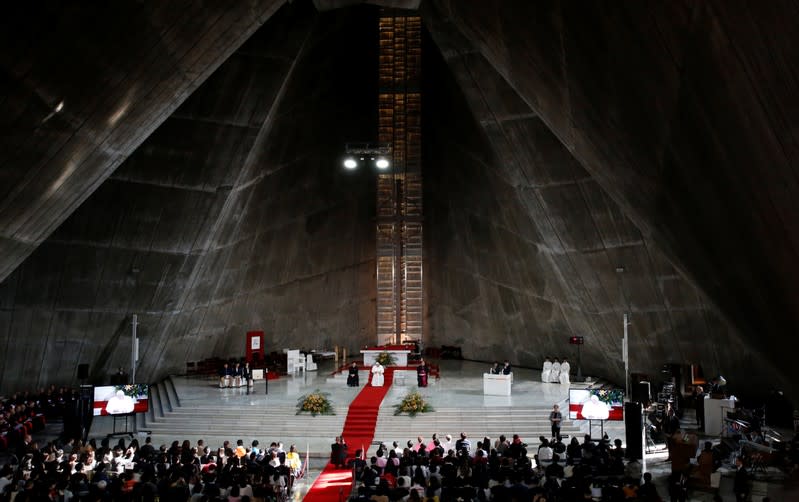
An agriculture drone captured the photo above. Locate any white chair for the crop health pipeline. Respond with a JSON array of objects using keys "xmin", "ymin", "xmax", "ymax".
[{"xmin": 305, "ymin": 353, "xmax": 317, "ymax": 371}]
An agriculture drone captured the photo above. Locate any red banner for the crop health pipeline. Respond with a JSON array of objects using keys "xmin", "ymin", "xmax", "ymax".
[{"xmin": 246, "ymin": 331, "xmax": 265, "ymax": 364}]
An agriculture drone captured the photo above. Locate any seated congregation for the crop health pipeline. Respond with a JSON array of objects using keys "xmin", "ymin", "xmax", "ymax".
[
  {"xmin": 0, "ymin": 434, "xmax": 302, "ymax": 501},
  {"xmin": 1, "ymin": 384, "xmax": 75, "ymax": 452},
  {"xmin": 347, "ymin": 431, "xmax": 658, "ymax": 501}
]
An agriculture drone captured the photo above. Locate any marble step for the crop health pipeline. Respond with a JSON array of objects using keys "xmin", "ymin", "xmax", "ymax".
[
  {"xmin": 154, "ymin": 409, "xmax": 578, "ymax": 429},
  {"xmin": 146, "ymin": 406, "xmax": 578, "ymax": 425},
  {"xmin": 157, "ymin": 381, "xmax": 173, "ymax": 413},
  {"xmin": 163, "ymin": 405, "xmax": 560, "ymax": 415},
  {"xmin": 143, "ymin": 376, "xmax": 582, "ymax": 456},
  {"xmin": 159, "ymin": 412, "xmax": 569, "ymax": 422},
  {"xmin": 144, "ymin": 417, "xmax": 578, "ymax": 438},
  {"xmin": 164, "ymin": 377, "xmax": 181, "ymax": 408}
]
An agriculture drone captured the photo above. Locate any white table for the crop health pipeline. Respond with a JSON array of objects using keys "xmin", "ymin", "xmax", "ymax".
[
  {"xmin": 361, "ymin": 349, "xmax": 411, "ymax": 366},
  {"xmin": 483, "ymin": 373, "xmax": 512, "ymax": 395},
  {"xmin": 286, "ymin": 349, "xmax": 305, "ymax": 374}
]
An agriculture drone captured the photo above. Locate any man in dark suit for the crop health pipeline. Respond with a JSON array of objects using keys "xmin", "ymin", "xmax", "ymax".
[
  {"xmin": 331, "ymin": 436, "xmax": 349, "ymax": 468},
  {"xmin": 110, "ymin": 367, "xmax": 128, "ymax": 385},
  {"xmin": 242, "ymin": 362, "xmax": 253, "ymax": 394},
  {"xmin": 733, "ymin": 456, "xmax": 750, "ymax": 502},
  {"xmin": 693, "ymin": 385, "xmax": 706, "ymax": 431},
  {"xmin": 139, "ymin": 436, "xmax": 156, "ymax": 462},
  {"xmin": 455, "ymin": 432, "xmax": 471, "ymax": 455},
  {"xmin": 502, "ymin": 360, "xmax": 512, "ymax": 375}
]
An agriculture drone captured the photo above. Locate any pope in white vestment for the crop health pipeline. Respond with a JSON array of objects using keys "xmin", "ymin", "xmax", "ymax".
[
  {"xmin": 559, "ymin": 361, "xmax": 571, "ymax": 385},
  {"xmin": 371, "ymin": 362, "xmax": 385, "ymax": 387},
  {"xmin": 541, "ymin": 358, "xmax": 552, "ymax": 383},
  {"xmin": 580, "ymin": 394, "xmax": 610, "ymax": 420},
  {"xmin": 105, "ymin": 390, "xmax": 135, "ymax": 415},
  {"xmin": 550, "ymin": 360, "xmax": 561, "ymax": 383}
]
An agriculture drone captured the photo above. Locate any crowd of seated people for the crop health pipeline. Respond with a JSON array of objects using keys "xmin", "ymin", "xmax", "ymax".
[
  {"xmin": 0, "ymin": 434, "xmax": 303, "ymax": 501},
  {"xmin": 217, "ymin": 361, "xmax": 254, "ymax": 390},
  {"xmin": 348, "ymin": 431, "xmax": 661, "ymax": 502},
  {"xmin": 1, "ymin": 385, "xmax": 78, "ymax": 451}
]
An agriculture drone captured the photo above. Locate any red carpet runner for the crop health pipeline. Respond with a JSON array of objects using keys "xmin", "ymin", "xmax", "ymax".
[{"xmin": 303, "ymin": 368, "xmax": 394, "ymax": 502}]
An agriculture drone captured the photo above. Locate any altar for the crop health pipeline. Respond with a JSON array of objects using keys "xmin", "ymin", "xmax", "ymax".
[
  {"xmin": 483, "ymin": 373, "xmax": 512, "ymax": 396},
  {"xmin": 704, "ymin": 396, "xmax": 737, "ymax": 436},
  {"xmin": 361, "ymin": 345, "xmax": 413, "ymax": 366}
]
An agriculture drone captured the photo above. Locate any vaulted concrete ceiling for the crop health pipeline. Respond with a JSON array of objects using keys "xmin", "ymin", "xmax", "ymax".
[
  {"xmin": 0, "ymin": 0, "xmax": 287, "ymax": 283},
  {"xmin": 0, "ymin": 1, "xmax": 796, "ymax": 404}
]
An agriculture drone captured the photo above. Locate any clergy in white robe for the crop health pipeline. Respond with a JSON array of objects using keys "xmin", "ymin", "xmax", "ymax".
[
  {"xmin": 559, "ymin": 360, "xmax": 571, "ymax": 385},
  {"xmin": 371, "ymin": 362, "xmax": 385, "ymax": 387},
  {"xmin": 550, "ymin": 359, "xmax": 561, "ymax": 383},
  {"xmin": 541, "ymin": 357, "xmax": 552, "ymax": 383}
]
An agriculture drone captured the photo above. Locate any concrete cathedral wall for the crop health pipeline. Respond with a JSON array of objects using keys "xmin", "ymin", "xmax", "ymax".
[
  {"xmin": 421, "ymin": 28, "xmax": 770, "ymax": 390},
  {"xmin": 0, "ymin": 4, "xmax": 378, "ymax": 390},
  {"xmin": 0, "ymin": 1, "xmax": 795, "ymax": 404},
  {"xmin": 423, "ymin": 0, "xmax": 798, "ymax": 399}
]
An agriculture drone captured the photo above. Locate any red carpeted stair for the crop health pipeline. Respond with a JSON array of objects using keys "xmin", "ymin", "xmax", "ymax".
[{"xmin": 303, "ymin": 368, "xmax": 393, "ymax": 502}]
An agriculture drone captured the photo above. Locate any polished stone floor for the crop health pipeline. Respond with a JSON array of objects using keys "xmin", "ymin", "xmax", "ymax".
[{"xmin": 182, "ymin": 358, "xmax": 572, "ymax": 409}]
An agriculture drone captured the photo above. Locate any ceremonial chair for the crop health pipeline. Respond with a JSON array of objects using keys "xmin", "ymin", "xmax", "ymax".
[{"xmin": 305, "ymin": 353, "xmax": 317, "ymax": 371}]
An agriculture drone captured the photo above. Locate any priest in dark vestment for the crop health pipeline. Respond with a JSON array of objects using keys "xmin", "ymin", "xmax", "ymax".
[
  {"xmin": 417, "ymin": 359, "xmax": 429, "ymax": 387},
  {"xmin": 346, "ymin": 362, "xmax": 359, "ymax": 387}
]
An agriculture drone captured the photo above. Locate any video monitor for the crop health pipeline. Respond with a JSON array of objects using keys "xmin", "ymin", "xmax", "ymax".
[
  {"xmin": 93, "ymin": 384, "xmax": 149, "ymax": 416},
  {"xmin": 568, "ymin": 387, "xmax": 624, "ymax": 421}
]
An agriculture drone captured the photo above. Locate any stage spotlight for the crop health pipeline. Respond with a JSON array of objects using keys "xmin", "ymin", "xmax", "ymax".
[
  {"xmin": 343, "ymin": 158, "xmax": 358, "ymax": 169},
  {"xmin": 375, "ymin": 158, "xmax": 390, "ymax": 169}
]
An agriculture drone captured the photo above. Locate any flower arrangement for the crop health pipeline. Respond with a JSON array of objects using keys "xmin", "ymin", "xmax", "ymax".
[
  {"xmin": 595, "ymin": 388, "xmax": 624, "ymax": 406},
  {"xmin": 296, "ymin": 390, "xmax": 335, "ymax": 416},
  {"xmin": 375, "ymin": 351, "xmax": 396, "ymax": 366},
  {"xmin": 117, "ymin": 384, "xmax": 148, "ymax": 399},
  {"xmin": 394, "ymin": 391, "xmax": 433, "ymax": 417}
]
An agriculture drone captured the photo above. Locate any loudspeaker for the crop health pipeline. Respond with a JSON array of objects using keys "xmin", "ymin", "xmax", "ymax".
[
  {"xmin": 632, "ymin": 381, "xmax": 651, "ymax": 404},
  {"xmin": 77, "ymin": 364, "xmax": 90, "ymax": 380},
  {"xmin": 625, "ymin": 402, "xmax": 644, "ymax": 460}
]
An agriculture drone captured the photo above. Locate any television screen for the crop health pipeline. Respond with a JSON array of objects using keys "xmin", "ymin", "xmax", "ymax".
[
  {"xmin": 568, "ymin": 388, "xmax": 624, "ymax": 421},
  {"xmin": 93, "ymin": 384, "xmax": 149, "ymax": 416}
]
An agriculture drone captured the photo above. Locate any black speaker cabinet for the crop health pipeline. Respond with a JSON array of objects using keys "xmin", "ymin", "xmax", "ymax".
[
  {"xmin": 625, "ymin": 402, "xmax": 644, "ymax": 460},
  {"xmin": 77, "ymin": 363, "xmax": 90, "ymax": 380},
  {"xmin": 632, "ymin": 381, "xmax": 651, "ymax": 404}
]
